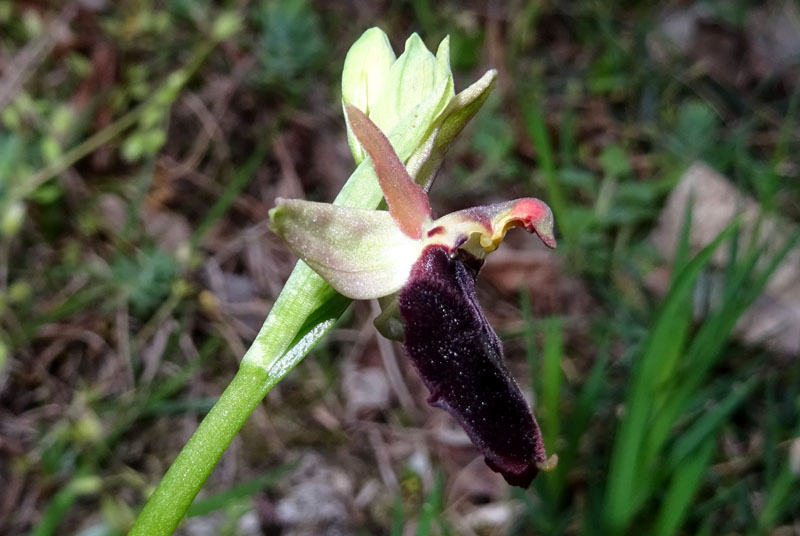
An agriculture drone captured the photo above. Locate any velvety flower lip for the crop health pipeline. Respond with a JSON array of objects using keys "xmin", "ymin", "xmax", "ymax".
[
  {"xmin": 399, "ymin": 244, "xmax": 549, "ymax": 487},
  {"xmin": 269, "ymin": 102, "xmax": 559, "ymax": 487}
]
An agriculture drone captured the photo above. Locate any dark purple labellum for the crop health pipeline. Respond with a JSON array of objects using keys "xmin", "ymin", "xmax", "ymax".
[{"xmin": 398, "ymin": 245, "xmax": 548, "ymax": 487}]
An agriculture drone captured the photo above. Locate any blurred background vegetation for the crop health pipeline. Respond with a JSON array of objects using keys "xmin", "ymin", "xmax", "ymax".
[{"xmin": 1, "ymin": 1, "xmax": 799, "ymax": 534}]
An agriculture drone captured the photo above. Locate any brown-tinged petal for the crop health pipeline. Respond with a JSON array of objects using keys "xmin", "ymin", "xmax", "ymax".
[
  {"xmin": 345, "ymin": 103, "xmax": 432, "ymax": 239},
  {"xmin": 398, "ymin": 245, "xmax": 551, "ymax": 487}
]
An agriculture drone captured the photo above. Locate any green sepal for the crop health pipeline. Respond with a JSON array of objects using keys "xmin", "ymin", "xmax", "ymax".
[
  {"xmin": 269, "ymin": 199, "xmax": 422, "ymax": 300},
  {"xmin": 368, "ymin": 34, "xmax": 453, "ymax": 134}
]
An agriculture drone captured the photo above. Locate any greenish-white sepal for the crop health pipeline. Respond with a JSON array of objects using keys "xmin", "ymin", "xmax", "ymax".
[
  {"xmin": 382, "ymin": 73, "xmax": 452, "ymax": 165},
  {"xmin": 342, "ymin": 28, "xmax": 397, "ymax": 164},
  {"xmin": 269, "ymin": 199, "xmax": 422, "ymax": 300}
]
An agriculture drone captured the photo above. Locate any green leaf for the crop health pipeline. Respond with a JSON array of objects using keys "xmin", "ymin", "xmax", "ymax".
[
  {"xmin": 415, "ymin": 473, "xmax": 445, "ymax": 536},
  {"xmin": 667, "ymin": 379, "xmax": 757, "ymax": 471}
]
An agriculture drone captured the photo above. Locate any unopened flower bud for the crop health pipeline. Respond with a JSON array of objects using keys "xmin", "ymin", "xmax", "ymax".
[
  {"xmin": 342, "ymin": 29, "xmax": 454, "ymax": 165},
  {"xmin": 342, "ymin": 28, "xmax": 396, "ymax": 116},
  {"xmin": 342, "ymin": 28, "xmax": 396, "ymax": 163}
]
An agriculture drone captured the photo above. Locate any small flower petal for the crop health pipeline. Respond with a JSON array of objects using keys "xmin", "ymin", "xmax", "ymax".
[
  {"xmin": 346, "ymin": 104, "xmax": 432, "ymax": 239},
  {"xmin": 398, "ymin": 245, "xmax": 550, "ymax": 487},
  {"xmin": 269, "ymin": 199, "xmax": 421, "ymax": 299}
]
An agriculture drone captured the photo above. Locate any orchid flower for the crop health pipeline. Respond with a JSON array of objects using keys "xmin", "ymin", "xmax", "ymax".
[{"xmin": 270, "ymin": 103, "xmax": 558, "ymax": 487}]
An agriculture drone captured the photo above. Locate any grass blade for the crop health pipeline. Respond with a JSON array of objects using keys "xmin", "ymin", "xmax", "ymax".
[
  {"xmin": 390, "ymin": 497, "xmax": 404, "ymax": 536},
  {"xmin": 190, "ymin": 144, "xmax": 269, "ymax": 248},
  {"xmin": 542, "ymin": 318, "xmax": 563, "ymax": 464},
  {"xmin": 415, "ymin": 473, "xmax": 444, "ymax": 536},
  {"xmin": 186, "ymin": 464, "xmax": 295, "ymax": 517},
  {"xmin": 604, "ymin": 220, "xmax": 739, "ymax": 530},
  {"xmin": 31, "ymin": 474, "xmax": 101, "ymax": 536},
  {"xmin": 667, "ymin": 378, "xmax": 757, "ymax": 471},
  {"xmin": 520, "ymin": 90, "xmax": 572, "ymax": 243},
  {"xmin": 645, "ymin": 230, "xmax": 800, "ymax": 465},
  {"xmin": 541, "ymin": 318, "xmax": 564, "ymax": 497},
  {"xmin": 757, "ymin": 458, "xmax": 799, "ymax": 531},
  {"xmin": 653, "ymin": 437, "xmax": 715, "ymax": 536}
]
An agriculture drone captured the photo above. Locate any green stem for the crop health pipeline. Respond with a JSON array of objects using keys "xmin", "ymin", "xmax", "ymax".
[
  {"xmin": 128, "ymin": 364, "xmax": 269, "ymax": 535},
  {"xmin": 128, "ymin": 152, "xmax": 377, "ymax": 535},
  {"xmin": 130, "ymin": 263, "xmax": 341, "ymax": 535},
  {"xmin": 128, "ymin": 158, "xmax": 401, "ymax": 535}
]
